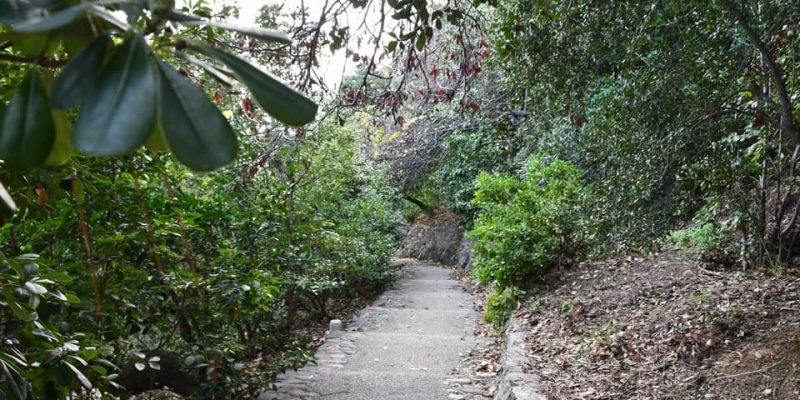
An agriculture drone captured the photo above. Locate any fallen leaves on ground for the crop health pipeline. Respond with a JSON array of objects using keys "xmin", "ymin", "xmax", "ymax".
[{"xmin": 517, "ymin": 250, "xmax": 800, "ymax": 399}]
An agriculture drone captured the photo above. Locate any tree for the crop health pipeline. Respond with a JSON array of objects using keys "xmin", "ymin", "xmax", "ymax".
[
  {"xmin": 0, "ymin": 0, "xmax": 317, "ymax": 173},
  {"xmin": 0, "ymin": 2, "xmax": 411, "ymax": 398},
  {"xmin": 486, "ymin": 0, "xmax": 800, "ymax": 264}
]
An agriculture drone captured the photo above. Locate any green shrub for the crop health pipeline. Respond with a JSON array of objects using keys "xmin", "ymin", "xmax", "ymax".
[
  {"xmin": 668, "ymin": 222, "xmax": 730, "ymax": 260},
  {"xmin": 0, "ymin": 253, "xmax": 113, "ymax": 399},
  {"xmin": 0, "ymin": 123, "xmax": 403, "ymax": 398},
  {"xmin": 469, "ymin": 155, "xmax": 590, "ymax": 288},
  {"xmin": 484, "ymin": 287, "xmax": 523, "ymax": 330},
  {"xmin": 431, "ymin": 125, "xmax": 518, "ymax": 223},
  {"xmin": 667, "ymin": 202, "xmax": 734, "ymax": 263}
]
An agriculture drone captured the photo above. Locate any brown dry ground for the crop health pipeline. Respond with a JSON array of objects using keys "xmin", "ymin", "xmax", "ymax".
[{"xmin": 515, "ymin": 251, "xmax": 800, "ymax": 400}]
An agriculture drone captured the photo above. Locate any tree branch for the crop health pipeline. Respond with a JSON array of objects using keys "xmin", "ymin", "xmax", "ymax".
[
  {"xmin": 403, "ymin": 194, "xmax": 435, "ymax": 215},
  {"xmin": 0, "ymin": 53, "xmax": 67, "ymax": 68},
  {"xmin": 725, "ymin": 1, "xmax": 799, "ymax": 146}
]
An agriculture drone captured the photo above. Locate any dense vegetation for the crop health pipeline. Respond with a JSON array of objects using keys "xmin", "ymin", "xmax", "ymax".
[
  {"xmin": 378, "ymin": 0, "xmax": 800, "ymax": 326},
  {"xmin": 1, "ymin": 0, "xmax": 800, "ymax": 397},
  {"xmin": 0, "ymin": 0, "xmax": 405, "ymax": 398},
  {"xmin": 1, "ymin": 125, "xmax": 401, "ymax": 398},
  {"xmin": 469, "ymin": 156, "xmax": 589, "ymax": 327}
]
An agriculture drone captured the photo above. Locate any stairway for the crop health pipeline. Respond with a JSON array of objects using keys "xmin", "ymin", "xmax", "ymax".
[{"xmin": 259, "ymin": 263, "xmax": 479, "ymax": 400}]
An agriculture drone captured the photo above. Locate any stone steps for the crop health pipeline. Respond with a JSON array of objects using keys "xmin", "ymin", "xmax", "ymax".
[
  {"xmin": 353, "ymin": 307, "xmax": 474, "ymax": 336},
  {"xmin": 259, "ymin": 263, "xmax": 483, "ymax": 400},
  {"xmin": 269, "ymin": 370, "xmax": 452, "ymax": 400},
  {"xmin": 371, "ymin": 291, "xmax": 472, "ymax": 311}
]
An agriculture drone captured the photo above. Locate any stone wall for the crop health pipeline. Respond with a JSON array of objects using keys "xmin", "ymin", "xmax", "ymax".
[
  {"xmin": 398, "ymin": 224, "xmax": 465, "ymax": 265},
  {"xmin": 456, "ymin": 237, "xmax": 474, "ymax": 270},
  {"xmin": 397, "ymin": 211, "xmax": 473, "ymax": 267}
]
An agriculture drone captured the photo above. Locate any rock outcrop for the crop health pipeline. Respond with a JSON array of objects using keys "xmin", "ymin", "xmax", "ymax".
[
  {"xmin": 456, "ymin": 237, "xmax": 475, "ymax": 270},
  {"xmin": 398, "ymin": 211, "xmax": 467, "ymax": 266},
  {"xmin": 397, "ymin": 210, "xmax": 478, "ymax": 270},
  {"xmin": 399, "ymin": 224, "xmax": 464, "ymax": 265}
]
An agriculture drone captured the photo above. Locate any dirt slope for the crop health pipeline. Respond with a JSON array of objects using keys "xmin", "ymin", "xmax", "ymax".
[{"xmin": 514, "ymin": 251, "xmax": 800, "ymax": 399}]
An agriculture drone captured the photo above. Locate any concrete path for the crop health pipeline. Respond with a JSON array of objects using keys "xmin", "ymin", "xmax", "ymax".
[{"xmin": 259, "ymin": 262, "xmax": 481, "ymax": 400}]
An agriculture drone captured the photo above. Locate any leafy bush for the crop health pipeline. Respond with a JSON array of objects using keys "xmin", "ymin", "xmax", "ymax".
[
  {"xmin": 668, "ymin": 205, "xmax": 735, "ymax": 265},
  {"xmin": 489, "ymin": 0, "xmax": 800, "ymax": 265},
  {"xmin": 0, "ymin": 253, "xmax": 114, "ymax": 399},
  {"xmin": 469, "ymin": 155, "xmax": 590, "ymax": 289},
  {"xmin": 469, "ymin": 155, "xmax": 590, "ymax": 328},
  {"xmin": 0, "ymin": 122, "xmax": 403, "ymax": 398},
  {"xmin": 669, "ymin": 223, "xmax": 728, "ymax": 255},
  {"xmin": 431, "ymin": 125, "xmax": 518, "ymax": 223},
  {"xmin": 484, "ymin": 286, "xmax": 522, "ymax": 330}
]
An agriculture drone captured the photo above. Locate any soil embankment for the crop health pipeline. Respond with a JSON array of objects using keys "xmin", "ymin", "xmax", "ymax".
[{"xmin": 512, "ymin": 251, "xmax": 800, "ymax": 399}]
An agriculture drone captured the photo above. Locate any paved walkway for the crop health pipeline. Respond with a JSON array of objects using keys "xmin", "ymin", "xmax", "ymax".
[{"xmin": 259, "ymin": 262, "xmax": 482, "ymax": 400}]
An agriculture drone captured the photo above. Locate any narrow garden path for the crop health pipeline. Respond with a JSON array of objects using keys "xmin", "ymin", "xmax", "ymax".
[{"xmin": 259, "ymin": 261, "xmax": 483, "ymax": 400}]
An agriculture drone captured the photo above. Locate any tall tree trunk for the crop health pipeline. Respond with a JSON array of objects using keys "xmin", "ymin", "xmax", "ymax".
[{"xmin": 725, "ymin": 1, "xmax": 799, "ymax": 146}]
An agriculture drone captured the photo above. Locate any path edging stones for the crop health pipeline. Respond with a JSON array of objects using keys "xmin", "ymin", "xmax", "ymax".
[{"xmin": 494, "ymin": 318, "xmax": 547, "ymax": 400}]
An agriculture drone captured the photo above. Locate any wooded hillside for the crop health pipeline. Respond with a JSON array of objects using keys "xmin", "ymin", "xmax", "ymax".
[{"xmin": 0, "ymin": 0, "xmax": 798, "ymax": 398}]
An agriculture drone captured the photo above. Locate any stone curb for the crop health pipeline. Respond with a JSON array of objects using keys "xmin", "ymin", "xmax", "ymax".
[{"xmin": 494, "ymin": 318, "xmax": 547, "ymax": 400}]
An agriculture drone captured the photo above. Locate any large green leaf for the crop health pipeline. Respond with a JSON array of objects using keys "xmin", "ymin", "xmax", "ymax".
[
  {"xmin": 4, "ymin": 31, "xmax": 58, "ymax": 56},
  {"xmin": 90, "ymin": 4, "xmax": 130, "ymax": 31},
  {"xmin": 190, "ymin": 44, "xmax": 317, "ymax": 126},
  {"xmin": 73, "ymin": 33, "xmax": 156, "ymax": 156},
  {"xmin": 0, "ymin": 68, "xmax": 56, "ymax": 169},
  {"xmin": 119, "ymin": 1, "xmax": 146, "ymax": 25},
  {"xmin": 165, "ymin": 10, "xmax": 202, "ymax": 22},
  {"xmin": 60, "ymin": 18, "xmax": 96, "ymax": 57},
  {"xmin": 44, "ymin": 109, "xmax": 72, "ymax": 166},
  {"xmin": 0, "ymin": 0, "xmax": 16, "ymax": 23},
  {"xmin": 51, "ymin": 34, "xmax": 111, "ymax": 109},
  {"xmin": 0, "ymin": 360, "xmax": 27, "ymax": 400},
  {"xmin": 64, "ymin": 361, "xmax": 92, "ymax": 389},
  {"xmin": 155, "ymin": 59, "xmax": 237, "ymax": 171},
  {"xmin": 208, "ymin": 21, "xmax": 291, "ymax": 44},
  {"xmin": 148, "ymin": 0, "xmax": 174, "ymax": 12},
  {"xmin": 12, "ymin": 3, "xmax": 89, "ymax": 32},
  {"xmin": 144, "ymin": 123, "xmax": 168, "ymax": 153},
  {"xmin": 175, "ymin": 51, "xmax": 234, "ymax": 87},
  {"xmin": 12, "ymin": 1, "xmax": 134, "ymax": 32}
]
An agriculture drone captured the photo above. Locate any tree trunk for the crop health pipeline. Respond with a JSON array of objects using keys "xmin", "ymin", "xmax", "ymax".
[
  {"xmin": 403, "ymin": 194, "xmax": 435, "ymax": 215},
  {"xmin": 725, "ymin": 1, "xmax": 799, "ymax": 146}
]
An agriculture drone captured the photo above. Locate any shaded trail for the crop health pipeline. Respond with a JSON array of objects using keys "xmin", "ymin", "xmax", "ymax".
[{"xmin": 259, "ymin": 262, "xmax": 481, "ymax": 399}]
